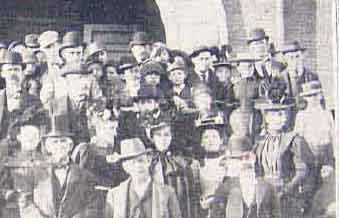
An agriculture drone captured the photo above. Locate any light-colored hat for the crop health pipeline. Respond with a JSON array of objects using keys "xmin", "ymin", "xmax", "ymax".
[
  {"xmin": 120, "ymin": 138, "xmax": 152, "ymax": 161},
  {"xmin": 38, "ymin": 31, "xmax": 59, "ymax": 49},
  {"xmin": 299, "ymin": 80, "xmax": 322, "ymax": 97},
  {"xmin": 85, "ymin": 41, "xmax": 106, "ymax": 61}
]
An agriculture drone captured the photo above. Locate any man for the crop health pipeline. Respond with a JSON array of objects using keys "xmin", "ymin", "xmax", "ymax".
[
  {"xmin": 129, "ymin": 32, "xmax": 152, "ymax": 64},
  {"xmin": 188, "ymin": 45, "xmax": 218, "ymax": 98},
  {"xmin": 85, "ymin": 41, "xmax": 108, "ymax": 65},
  {"xmin": 247, "ymin": 28, "xmax": 291, "ymax": 97},
  {"xmin": 280, "ymin": 41, "xmax": 319, "ymax": 106},
  {"xmin": 21, "ymin": 51, "xmax": 41, "ymax": 97},
  {"xmin": 29, "ymin": 113, "xmax": 102, "ymax": 218},
  {"xmin": 105, "ymin": 137, "xmax": 182, "ymax": 218},
  {"xmin": 24, "ymin": 33, "xmax": 40, "ymax": 53},
  {"xmin": 140, "ymin": 61, "xmax": 165, "ymax": 88}
]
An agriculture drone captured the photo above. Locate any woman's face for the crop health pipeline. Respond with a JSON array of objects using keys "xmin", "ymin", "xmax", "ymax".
[
  {"xmin": 201, "ymin": 129, "xmax": 222, "ymax": 151},
  {"xmin": 89, "ymin": 63, "xmax": 104, "ymax": 81},
  {"xmin": 215, "ymin": 66, "xmax": 231, "ymax": 83},
  {"xmin": 152, "ymin": 126, "xmax": 172, "ymax": 152},
  {"xmin": 264, "ymin": 109, "xmax": 289, "ymax": 131}
]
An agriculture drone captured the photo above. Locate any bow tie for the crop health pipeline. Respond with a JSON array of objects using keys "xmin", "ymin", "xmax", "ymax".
[{"xmin": 150, "ymin": 150, "xmax": 182, "ymax": 177}]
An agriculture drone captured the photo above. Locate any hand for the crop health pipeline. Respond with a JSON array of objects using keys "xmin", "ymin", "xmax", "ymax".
[
  {"xmin": 200, "ymin": 196, "xmax": 215, "ymax": 209},
  {"xmin": 321, "ymin": 165, "xmax": 334, "ymax": 178},
  {"xmin": 106, "ymin": 153, "xmax": 121, "ymax": 163}
]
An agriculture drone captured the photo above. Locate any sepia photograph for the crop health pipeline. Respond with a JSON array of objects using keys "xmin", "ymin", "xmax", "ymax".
[{"xmin": 0, "ymin": 0, "xmax": 337, "ymax": 218}]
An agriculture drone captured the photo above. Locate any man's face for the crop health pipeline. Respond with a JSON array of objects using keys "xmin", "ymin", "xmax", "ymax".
[
  {"xmin": 169, "ymin": 69, "xmax": 186, "ymax": 86},
  {"xmin": 106, "ymin": 66, "xmax": 118, "ymax": 80},
  {"xmin": 249, "ymin": 40, "xmax": 268, "ymax": 59},
  {"xmin": 192, "ymin": 51, "xmax": 212, "ymax": 73},
  {"xmin": 24, "ymin": 63, "xmax": 37, "ymax": 76},
  {"xmin": 61, "ymin": 46, "xmax": 83, "ymax": 63},
  {"xmin": 138, "ymin": 99, "xmax": 159, "ymax": 113},
  {"xmin": 66, "ymin": 75, "xmax": 90, "ymax": 103},
  {"xmin": 123, "ymin": 154, "xmax": 152, "ymax": 178},
  {"xmin": 131, "ymin": 44, "xmax": 151, "ymax": 63},
  {"xmin": 144, "ymin": 73, "xmax": 160, "ymax": 86},
  {"xmin": 215, "ymin": 66, "xmax": 231, "ymax": 83},
  {"xmin": 284, "ymin": 51, "xmax": 303, "ymax": 72},
  {"xmin": 264, "ymin": 109, "xmax": 289, "ymax": 131},
  {"xmin": 2, "ymin": 64, "xmax": 23, "ymax": 101},
  {"xmin": 152, "ymin": 126, "xmax": 172, "ymax": 152},
  {"xmin": 41, "ymin": 42, "xmax": 61, "ymax": 64},
  {"xmin": 17, "ymin": 125, "xmax": 40, "ymax": 152},
  {"xmin": 45, "ymin": 136, "xmax": 73, "ymax": 164},
  {"xmin": 201, "ymin": 129, "xmax": 222, "ymax": 151}
]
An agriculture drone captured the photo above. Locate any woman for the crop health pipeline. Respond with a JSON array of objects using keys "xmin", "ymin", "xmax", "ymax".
[{"xmin": 253, "ymin": 89, "xmax": 315, "ymax": 218}]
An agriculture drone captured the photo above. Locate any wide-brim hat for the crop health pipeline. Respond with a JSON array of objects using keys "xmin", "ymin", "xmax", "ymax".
[
  {"xmin": 189, "ymin": 45, "xmax": 213, "ymax": 58},
  {"xmin": 85, "ymin": 41, "xmax": 106, "ymax": 61},
  {"xmin": 129, "ymin": 32, "xmax": 152, "ymax": 49},
  {"xmin": 119, "ymin": 138, "xmax": 153, "ymax": 161},
  {"xmin": 247, "ymin": 28, "xmax": 269, "ymax": 44},
  {"xmin": 225, "ymin": 135, "xmax": 252, "ymax": 158},
  {"xmin": 25, "ymin": 34, "xmax": 40, "ymax": 48},
  {"xmin": 300, "ymin": 80, "xmax": 322, "ymax": 97},
  {"xmin": 59, "ymin": 31, "xmax": 86, "ymax": 58},
  {"xmin": 280, "ymin": 41, "xmax": 306, "ymax": 54},
  {"xmin": 38, "ymin": 31, "xmax": 59, "ymax": 49},
  {"xmin": 0, "ymin": 50, "xmax": 23, "ymax": 66},
  {"xmin": 254, "ymin": 97, "xmax": 294, "ymax": 111}
]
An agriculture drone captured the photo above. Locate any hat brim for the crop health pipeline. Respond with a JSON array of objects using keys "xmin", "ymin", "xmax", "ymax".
[
  {"xmin": 225, "ymin": 152, "xmax": 249, "ymax": 159},
  {"xmin": 25, "ymin": 44, "xmax": 40, "ymax": 49},
  {"xmin": 281, "ymin": 48, "xmax": 306, "ymax": 54},
  {"xmin": 213, "ymin": 62, "xmax": 233, "ymax": 67},
  {"xmin": 300, "ymin": 89, "xmax": 322, "ymax": 97},
  {"xmin": 229, "ymin": 58, "xmax": 261, "ymax": 63},
  {"xmin": 119, "ymin": 148, "xmax": 154, "ymax": 162},
  {"xmin": 247, "ymin": 36, "xmax": 269, "ymax": 45},
  {"xmin": 59, "ymin": 43, "xmax": 86, "ymax": 59},
  {"xmin": 43, "ymin": 131, "xmax": 75, "ymax": 138},
  {"xmin": 255, "ymin": 102, "xmax": 294, "ymax": 111},
  {"xmin": 189, "ymin": 48, "xmax": 212, "ymax": 58},
  {"xmin": 129, "ymin": 41, "xmax": 149, "ymax": 49}
]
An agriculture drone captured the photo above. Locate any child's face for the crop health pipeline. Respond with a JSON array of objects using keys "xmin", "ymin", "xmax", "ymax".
[
  {"xmin": 152, "ymin": 126, "xmax": 172, "ymax": 152},
  {"xmin": 123, "ymin": 154, "xmax": 152, "ymax": 178},
  {"xmin": 215, "ymin": 66, "xmax": 231, "ymax": 83},
  {"xmin": 144, "ymin": 73, "xmax": 160, "ymax": 86},
  {"xmin": 138, "ymin": 99, "xmax": 159, "ymax": 113},
  {"xmin": 169, "ymin": 69, "xmax": 186, "ymax": 86},
  {"xmin": 201, "ymin": 129, "xmax": 222, "ymax": 151}
]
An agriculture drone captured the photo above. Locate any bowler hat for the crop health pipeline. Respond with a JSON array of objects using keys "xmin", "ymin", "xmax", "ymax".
[
  {"xmin": 280, "ymin": 41, "xmax": 306, "ymax": 54},
  {"xmin": 0, "ymin": 50, "xmax": 23, "ymax": 66},
  {"xmin": 38, "ymin": 31, "xmax": 59, "ymax": 49},
  {"xmin": 25, "ymin": 34, "xmax": 40, "ymax": 48},
  {"xmin": 129, "ymin": 32, "xmax": 152, "ymax": 48},
  {"xmin": 22, "ymin": 51, "xmax": 38, "ymax": 64},
  {"xmin": 119, "ymin": 138, "xmax": 153, "ymax": 161},
  {"xmin": 189, "ymin": 45, "xmax": 212, "ymax": 58},
  {"xmin": 85, "ymin": 41, "xmax": 106, "ymax": 62},
  {"xmin": 140, "ymin": 61, "xmax": 165, "ymax": 77},
  {"xmin": 43, "ymin": 113, "xmax": 74, "ymax": 138},
  {"xmin": 299, "ymin": 80, "xmax": 322, "ymax": 97},
  {"xmin": 167, "ymin": 56, "xmax": 187, "ymax": 73},
  {"xmin": 226, "ymin": 135, "xmax": 252, "ymax": 158},
  {"xmin": 59, "ymin": 31, "xmax": 85, "ymax": 58},
  {"xmin": 247, "ymin": 28, "xmax": 269, "ymax": 44}
]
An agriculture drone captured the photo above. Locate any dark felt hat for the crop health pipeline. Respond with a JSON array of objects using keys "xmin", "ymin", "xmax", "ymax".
[
  {"xmin": 0, "ymin": 50, "xmax": 23, "ymax": 66},
  {"xmin": 59, "ymin": 31, "xmax": 85, "ymax": 58},
  {"xmin": 280, "ymin": 41, "xmax": 306, "ymax": 54},
  {"xmin": 189, "ymin": 45, "xmax": 213, "ymax": 58},
  {"xmin": 140, "ymin": 61, "xmax": 165, "ymax": 77},
  {"xmin": 247, "ymin": 28, "xmax": 269, "ymax": 44},
  {"xmin": 129, "ymin": 32, "xmax": 152, "ymax": 48},
  {"xmin": 25, "ymin": 34, "xmax": 40, "ymax": 48}
]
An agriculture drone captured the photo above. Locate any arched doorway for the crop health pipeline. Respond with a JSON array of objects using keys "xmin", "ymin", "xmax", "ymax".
[{"xmin": 0, "ymin": 0, "xmax": 166, "ymax": 60}]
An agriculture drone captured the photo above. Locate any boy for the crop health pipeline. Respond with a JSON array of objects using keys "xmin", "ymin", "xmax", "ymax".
[{"xmin": 105, "ymin": 138, "xmax": 182, "ymax": 218}]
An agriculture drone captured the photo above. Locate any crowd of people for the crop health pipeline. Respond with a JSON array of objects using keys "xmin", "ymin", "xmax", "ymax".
[{"xmin": 0, "ymin": 27, "xmax": 335, "ymax": 218}]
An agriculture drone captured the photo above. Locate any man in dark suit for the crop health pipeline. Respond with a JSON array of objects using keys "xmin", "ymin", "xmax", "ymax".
[{"xmin": 188, "ymin": 45, "xmax": 219, "ymax": 99}]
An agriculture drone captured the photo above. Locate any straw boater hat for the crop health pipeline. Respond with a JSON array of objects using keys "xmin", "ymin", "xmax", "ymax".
[{"xmin": 299, "ymin": 80, "xmax": 322, "ymax": 97}]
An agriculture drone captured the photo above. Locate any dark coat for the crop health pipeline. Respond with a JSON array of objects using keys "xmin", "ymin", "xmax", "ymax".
[
  {"xmin": 254, "ymin": 132, "xmax": 315, "ymax": 218},
  {"xmin": 105, "ymin": 178, "xmax": 182, "ymax": 218},
  {"xmin": 187, "ymin": 69, "xmax": 218, "ymax": 99},
  {"xmin": 208, "ymin": 177, "xmax": 278, "ymax": 218}
]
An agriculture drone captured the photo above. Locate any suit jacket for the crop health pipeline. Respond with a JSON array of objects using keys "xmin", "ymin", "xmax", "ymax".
[
  {"xmin": 32, "ymin": 163, "xmax": 102, "ymax": 218},
  {"xmin": 215, "ymin": 177, "xmax": 278, "ymax": 218},
  {"xmin": 105, "ymin": 178, "xmax": 182, "ymax": 218},
  {"xmin": 188, "ymin": 69, "xmax": 218, "ymax": 98}
]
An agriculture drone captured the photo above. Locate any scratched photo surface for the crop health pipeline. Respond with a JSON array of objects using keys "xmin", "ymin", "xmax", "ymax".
[{"xmin": 0, "ymin": 1, "xmax": 337, "ymax": 218}]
